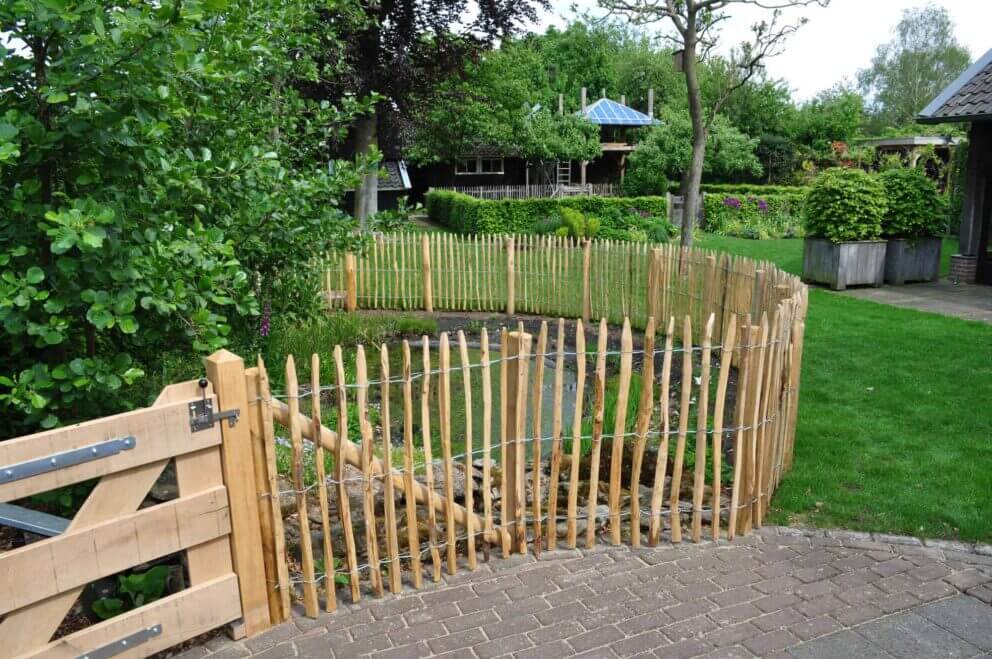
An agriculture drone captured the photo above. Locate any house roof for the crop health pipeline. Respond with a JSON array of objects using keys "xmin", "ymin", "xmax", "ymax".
[
  {"xmin": 579, "ymin": 98, "xmax": 660, "ymax": 126},
  {"xmin": 379, "ymin": 160, "xmax": 411, "ymax": 191},
  {"xmin": 919, "ymin": 48, "xmax": 992, "ymax": 123},
  {"xmin": 857, "ymin": 136, "xmax": 963, "ymax": 148}
]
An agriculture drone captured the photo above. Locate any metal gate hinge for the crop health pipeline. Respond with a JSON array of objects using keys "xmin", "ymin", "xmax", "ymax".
[
  {"xmin": 189, "ymin": 378, "xmax": 240, "ymax": 432},
  {"xmin": 76, "ymin": 624, "xmax": 162, "ymax": 659}
]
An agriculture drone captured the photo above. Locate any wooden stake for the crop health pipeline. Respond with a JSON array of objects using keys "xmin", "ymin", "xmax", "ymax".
[
  {"xmin": 332, "ymin": 346, "xmax": 361, "ymax": 601},
  {"xmin": 566, "ymin": 320, "xmax": 586, "ymax": 549},
  {"xmin": 629, "ymin": 316, "xmax": 656, "ymax": 547},
  {"xmin": 480, "ymin": 329, "xmax": 495, "ymax": 549},
  {"xmin": 457, "ymin": 331, "xmax": 477, "ymax": 569},
  {"xmin": 504, "ymin": 329, "xmax": 532, "ymax": 553},
  {"xmin": 310, "ymin": 355, "xmax": 337, "ymax": 611},
  {"xmin": 648, "ymin": 317, "xmax": 675, "ymax": 545},
  {"xmin": 669, "ymin": 316, "xmax": 692, "ymax": 544},
  {"xmin": 420, "ymin": 337, "xmax": 443, "ymax": 581},
  {"xmin": 691, "ymin": 314, "xmax": 714, "ymax": 543},
  {"xmin": 285, "ymin": 356, "xmax": 319, "ymax": 617},
  {"xmin": 401, "ymin": 341, "xmax": 422, "ymax": 588},
  {"xmin": 530, "ymin": 321, "xmax": 548, "ymax": 556},
  {"xmin": 546, "ymin": 319, "xmax": 566, "ymax": 551},
  {"xmin": 608, "ymin": 318, "xmax": 633, "ymax": 545},
  {"xmin": 711, "ymin": 316, "xmax": 737, "ymax": 541},
  {"xmin": 586, "ymin": 318, "xmax": 608, "ymax": 549},
  {"xmin": 379, "ymin": 346, "xmax": 402, "ymax": 593},
  {"xmin": 355, "ymin": 347, "xmax": 384, "ymax": 597}
]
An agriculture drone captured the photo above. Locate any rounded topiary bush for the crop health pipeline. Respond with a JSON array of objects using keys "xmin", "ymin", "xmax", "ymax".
[
  {"xmin": 878, "ymin": 168, "xmax": 947, "ymax": 239},
  {"xmin": 803, "ymin": 168, "xmax": 887, "ymax": 243}
]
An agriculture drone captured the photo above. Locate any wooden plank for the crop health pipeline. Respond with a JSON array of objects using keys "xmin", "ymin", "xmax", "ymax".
[
  {"xmin": 255, "ymin": 360, "xmax": 292, "ymax": 620},
  {"xmin": 669, "ymin": 317, "xmax": 693, "ymax": 543},
  {"xmin": 506, "ymin": 237, "xmax": 516, "ymax": 315},
  {"xmin": 285, "ymin": 356, "xmax": 319, "ymax": 617},
  {"xmin": 401, "ymin": 341, "xmax": 422, "ymax": 588},
  {"xmin": 421, "ymin": 337, "xmax": 443, "ymax": 581},
  {"xmin": 332, "ymin": 346, "xmax": 361, "ymax": 602},
  {"xmin": 380, "ymin": 346, "xmax": 402, "ymax": 593},
  {"xmin": 18, "ymin": 575, "xmax": 241, "ymax": 659},
  {"xmin": 438, "ymin": 333, "xmax": 458, "ymax": 574},
  {"xmin": 648, "ymin": 317, "xmax": 676, "ymax": 546},
  {"xmin": 566, "ymin": 320, "xmax": 586, "ymax": 549},
  {"xmin": 480, "ymin": 329, "xmax": 495, "ymax": 550},
  {"xmin": 530, "ymin": 321, "xmax": 548, "ymax": 556},
  {"xmin": 0, "ymin": 400, "xmax": 221, "ymax": 505},
  {"xmin": 629, "ymin": 316, "xmax": 656, "ymax": 548},
  {"xmin": 711, "ymin": 316, "xmax": 737, "ymax": 541},
  {"xmin": 203, "ymin": 351, "xmax": 270, "ymax": 635},
  {"xmin": 546, "ymin": 319, "xmax": 566, "ymax": 551},
  {"xmin": 586, "ymin": 319, "xmax": 608, "ymax": 549},
  {"xmin": 504, "ymin": 329, "xmax": 532, "ymax": 553},
  {"xmin": 607, "ymin": 318, "xmax": 633, "ymax": 545},
  {"xmin": 457, "ymin": 331, "xmax": 477, "ymax": 569},
  {"xmin": 309, "ymin": 355, "xmax": 338, "ymax": 612},
  {"xmin": 0, "ymin": 487, "xmax": 229, "ymax": 616},
  {"xmin": 691, "ymin": 315, "xmax": 715, "ymax": 542},
  {"xmin": 355, "ymin": 346, "xmax": 385, "ymax": 596}
]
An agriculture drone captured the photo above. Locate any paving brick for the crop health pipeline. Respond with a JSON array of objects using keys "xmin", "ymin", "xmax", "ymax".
[
  {"xmin": 657, "ymin": 638, "xmax": 714, "ymax": 659},
  {"xmin": 916, "ymin": 595, "xmax": 992, "ymax": 651},
  {"xmin": 830, "ymin": 604, "xmax": 885, "ymax": 627},
  {"xmin": 742, "ymin": 629, "xmax": 799, "ymax": 655},
  {"xmin": 250, "ymin": 642, "xmax": 299, "ymax": 659},
  {"xmin": 709, "ymin": 602, "xmax": 762, "ymax": 627},
  {"xmin": 474, "ymin": 633, "xmax": 533, "ymax": 659},
  {"xmin": 442, "ymin": 608, "xmax": 499, "ymax": 633},
  {"xmin": 873, "ymin": 591, "xmax": 919, "ymax": 614},
  {"xmin": 545, "ymin": 584, "xmax": 595, "ymax": 606},
  {"xmin": 373, "ymin": 642, "xmax": 431, "ymax": 659},
  {"xmin": 790, "ymin": 616, "xmax": 842, "ymax": 641},
  {"xmin": 946, "ymin": 569, "xmax": 992, "ymax": 591},
  {"xmin": 568, "ymin": 625, "xmax": 626, "ymax": 653},
  {"xmin": 516, "ymin": 640, "xmax": 574, "ymax": 659},
  {"xmin": 427, "ymin": 628, "xmax": 487, "ymax": 654},
  {"xmin": 703, "ymin": 622, "xmax": 762, "ymax": 648},
  {"xmin": 664, "ymin": 615, "xmax": 718, "ymax": 642},
  {"xmin": 666, "ymin": 599, "xmax": 715, "ymax": 622},
  {"xmin": 787, "ymin": 630, "xmax": 893, "ymax": 659},
  {"xmin": 796, "ymin": 595, "xmax": 845, "ymax": 618},
  {"xmin": 753, "ymin": 608, "xmax": 806, "ymax": 633},
  {"xmin": 387, "ymin": 621, "xmax": 447, "ymax": 646},
  {"xmin": 624, "ymin": 610, "xmax": 674, "ymax": 636},
  {"xmin": 404, "ymin": 602, "xmax": 460, "ymax": 625},
  {"xmin": 534, "ymin": 600, "xmax": 587, "ymax": 625},
  {"xmin": 485, "ymin": 613, "xmax": 541, "ymax": 639},
  {"xmin": 856, "ymin": 611, "xmax": 981, "ymax": 658},
  {"xmin": 611, "ymin": 630, "xmax": 670, "ymax": 657},
  {"xmin": 527, "ymin": 620, "xmax": 584, "ymax": 644},
  {"xmin": 493, "ymin": 595, "xmax": 550, "ymax": 620},
  {"xmin": 707, "ymin": 586, "xmax": 760, "ymax": 608},
  {"xmin": 752, "ymin": 593, "xmax": 800, "ymax": 613}
]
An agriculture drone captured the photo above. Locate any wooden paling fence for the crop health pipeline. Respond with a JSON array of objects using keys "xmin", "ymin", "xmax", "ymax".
[{"xmin": 429, "ymin": 183, "xmax": 619, "ymax": 200}]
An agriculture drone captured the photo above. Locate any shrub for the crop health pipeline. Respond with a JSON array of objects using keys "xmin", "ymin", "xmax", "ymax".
[
  {"xmin": 878, "ymin": 168, "xmax": 947, "ymax": 239},
  {"xmin": 558, "ymin": 208, "xmax": 600, "ymax": 239},
  {"xmin": 424, "ymin": 191, "xmax": 668, "ymax": 240},
  {"xmin": 703, "ymin": 191, "xmax": 805, "ymax": 239},
  {"xmin": 803, "ymin": 168, "xmax": 887, "ymax": 243}
]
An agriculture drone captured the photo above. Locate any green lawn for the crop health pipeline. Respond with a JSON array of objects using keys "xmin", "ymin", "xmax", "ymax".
[{"xmin": 695, "ymin": 235, "xmax": 992, "ymax": 542}]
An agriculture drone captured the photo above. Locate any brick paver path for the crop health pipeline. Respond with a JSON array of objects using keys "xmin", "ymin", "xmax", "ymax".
[{"xmin": 178, "ymin": 527, "xmax": 992, "ymax": 659}]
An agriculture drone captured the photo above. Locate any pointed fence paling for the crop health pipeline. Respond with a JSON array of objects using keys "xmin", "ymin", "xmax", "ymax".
[{"xmin": 248, "ymin": 234, "xmax": 811, "ymax": 618}]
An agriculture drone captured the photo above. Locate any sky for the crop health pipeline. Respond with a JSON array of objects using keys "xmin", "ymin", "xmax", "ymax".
[{"xmin": 536, "ymin": 0, "xmax": 992, "ymax": 101}]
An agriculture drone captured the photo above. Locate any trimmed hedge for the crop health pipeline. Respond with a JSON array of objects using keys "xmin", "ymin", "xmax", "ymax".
[
  {"xmin": 703, "ymin": 191, "xmax": 806, "ymax": 240},
  {"xmin": 668, "ymin": 182, "xmax": 809, "ymax": 196},
  {"xmin": 878, "ymin": 168, "xmax": 947, "ymax": 239},
  {"xmin": 425, "ymin": 191, "xmax": 669, "ymax": 239},
  {"xmin": 803, "ymin": 168, "xmax": 887, "ymax": 243}
]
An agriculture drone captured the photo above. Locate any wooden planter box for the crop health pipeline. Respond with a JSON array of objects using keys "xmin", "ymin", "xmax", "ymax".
[
  {"xmin": 803, "ymin": 238, "xmax": 886, "ymax": 290},
  {"xmin": 884, "ymin": 237, "xmax": 942, "ymax": 285}
]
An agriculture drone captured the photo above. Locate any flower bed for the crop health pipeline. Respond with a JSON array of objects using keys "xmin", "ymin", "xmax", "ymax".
[{"xmin": 703, "ymin": 190, "xmax": 806, "ymax": 239}]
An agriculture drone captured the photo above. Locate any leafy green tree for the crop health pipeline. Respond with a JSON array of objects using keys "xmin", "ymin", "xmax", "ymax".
[
  {"xmin": 0, "ymin": 0, "xmax": 366, "ymax": 437},
  {"xmin": 858, "ymin": 3, "xmax": 971, "ymax": 132},
  {"xmin": 623, "ymin": 107, "xmax": 762, "ymax": 195},
  {"xmin": 788, "ymin": 84, "xmax": 864, "ymax": 154}
]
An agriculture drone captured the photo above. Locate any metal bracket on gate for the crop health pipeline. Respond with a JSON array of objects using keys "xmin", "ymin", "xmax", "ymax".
[
  {"xmin": 0, "ymin": 436, "xmax": 136, "ymax": 485},
  {"xmin": 76, "ymin": 624, "xmax": 162, "ymax": 659},
  {"xmin": 188, "ymin": 378, "xmax": 240, "ymax": 432}
]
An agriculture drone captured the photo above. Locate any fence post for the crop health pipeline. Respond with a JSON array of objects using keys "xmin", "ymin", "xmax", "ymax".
[
  {"xmin": 504, "ymin": 330, "xmax": 532, "ymax": 553},
  {"xmin": 582, "ymin": 239, "xmax": 592, "ymax": 323},
  {"xmin": 648, "ymin": 248, "xmax": 663, "ymax": 323},
  {"xmin": 421, "ymin": 234, "xmax": 433, "ymax": 312},
  {"xmin": 205, "ymin": 349, "xmax": 272, "ymax": 637},
  {"xmin": 344, "ymin": 252, "xmax": 357, "ymax": 312},
  {"xmin": 506, "ymin": 236, "xmax": 516, "ymax": 315}
]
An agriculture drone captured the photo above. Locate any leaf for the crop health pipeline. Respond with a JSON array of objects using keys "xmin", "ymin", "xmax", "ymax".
[
  {"xmin": 157, "ymin": 85, "xmax": 169, "ymax": 99},
  {"xmin": 0, "ymin": 123, "xmax": 18, "ymax": 140},
  {"xmin": 81, "ymin": 226, "xmax": 107, "ymax": 249},
  {"xmin": 25, "ymin": 266, "xmax": 45, "ymax": 284},
  {"xmin": 46, "ymin": 91, "xmax": 69, "ymax": 104},
  {"xmin": 118, "ymin": 316, "xmax": 138, "ymax": 334},
  {"xmin": 93, "ymin": 15, "xmax": 105, "ymax": 37}
]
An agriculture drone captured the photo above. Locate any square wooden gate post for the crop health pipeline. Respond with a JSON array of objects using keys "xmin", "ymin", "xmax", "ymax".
[{"xmin": 206, "ymin": 349, "xmax": 272, "ymax": 637}]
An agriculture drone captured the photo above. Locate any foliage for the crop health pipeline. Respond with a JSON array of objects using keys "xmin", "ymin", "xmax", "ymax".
[
  {"xmin": 878, "ymin": 168, "xmax": 946, "ymax": 239},
  {"xmin": 425, "ymin": 190, "xmax": 669, "ymax": 240},
  {"xmin": 91, "ymin": 565, "xmax": 171, "ymax": 620},
  {"xmin": 946, "ymin": 140, "xmax": 969, "ymax": 235},
  {"xmin": 369, "ymin": 199, "xmax": 420, "ymax": 232},
  {"xmin": 555, "ymin": 208, "xmax": 601, "ymax": 239},
  {"xmin": 624, "ymin": 108, "xmax": 762, "ymax": 195},
  {"xmin": 703, "ymin": 192, "xmax": 805, "ymax": 239},
  {"xmin": 858, "ymin": 4, "xmax": 971, "ymax": 132},
  {"xmin": 788, "ymin": 85, "xmax": 865, "ymax": 155},
  {"xmin": 0, "ymin": 0, "xmax": 368, "ymax": 437},
  {"xmin": 517, "ymin": 111, "xmax": 602, "ymax": 163},
  {"xmin": 803, "ymin": 168, "xmax": 887, "ymax": 243}
]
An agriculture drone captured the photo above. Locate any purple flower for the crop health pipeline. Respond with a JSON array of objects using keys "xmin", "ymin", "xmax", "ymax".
[
  {"xmin": 757, "ymin": 199, "xmax": 769, "ymax": 213},
  {"xmin": 259, "ymin": 300, "xmax": 271, "ymax": 338},
  {"xmin": 723, "ymin": 196, "xmax": 742, "ymax": 209}
]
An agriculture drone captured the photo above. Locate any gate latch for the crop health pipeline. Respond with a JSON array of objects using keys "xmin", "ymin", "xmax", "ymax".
[{"xmin": 189, "ymin": 378, "xmax": 240, "ymax": 432}]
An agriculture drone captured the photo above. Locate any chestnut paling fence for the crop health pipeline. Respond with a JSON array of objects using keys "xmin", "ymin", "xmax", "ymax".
[{"xmin": 218, "ymin": 233, "xmax": 809, "ymax": 619}]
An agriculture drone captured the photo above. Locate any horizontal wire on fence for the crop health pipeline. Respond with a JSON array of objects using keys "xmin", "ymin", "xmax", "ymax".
[
  {"xmin": 262, "ymin": 411, "xmax": 782, "ymax": 497},
  {"xmin": 272, "ymin": 493, "xmax": 770, "ymax": 588}
]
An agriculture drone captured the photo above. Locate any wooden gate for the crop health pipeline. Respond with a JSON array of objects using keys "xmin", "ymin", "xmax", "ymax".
[{"xmin": 0, "ymin": 350, "xmax": 272, "ymax": 658}]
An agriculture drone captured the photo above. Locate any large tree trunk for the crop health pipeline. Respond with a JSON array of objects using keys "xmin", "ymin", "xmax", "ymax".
[
  {"xmin": 353, "ymin": 112, "xmax": 378, "ymax": 228},
  {"xmin": 679, "ymin": 28, "xmax": 706, "ymax": 250}
]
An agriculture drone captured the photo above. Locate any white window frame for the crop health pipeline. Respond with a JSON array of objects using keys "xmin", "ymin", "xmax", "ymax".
[{"xmin": 455, "ymin": 156, "xmax": 504, "ymax": 176}]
